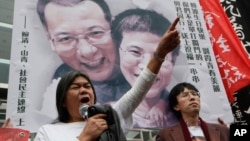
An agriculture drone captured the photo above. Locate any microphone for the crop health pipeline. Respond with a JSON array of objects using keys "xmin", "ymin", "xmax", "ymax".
[
  {"xmin": 79, "ymin": 104, "xmax": 89, "ymax": 119},
  {"xmin": 79, "ymin": 104, "xmax": 107, "ymax": 119}
]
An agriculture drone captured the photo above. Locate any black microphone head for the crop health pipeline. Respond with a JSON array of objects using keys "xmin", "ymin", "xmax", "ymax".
[{"xmin": 79, "ymin": 104, "xmax": 89, "ymax": 119}]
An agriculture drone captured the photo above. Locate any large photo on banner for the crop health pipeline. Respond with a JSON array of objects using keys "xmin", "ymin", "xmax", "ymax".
[{"xmin": 7, "ymin": 0, "xmax": 234, "ymax": 132}]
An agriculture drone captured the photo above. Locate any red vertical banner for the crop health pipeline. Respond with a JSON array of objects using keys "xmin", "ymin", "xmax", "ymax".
[{"xmin": 199, "ymin": 0, "xmax": 250, "ymax": 103}]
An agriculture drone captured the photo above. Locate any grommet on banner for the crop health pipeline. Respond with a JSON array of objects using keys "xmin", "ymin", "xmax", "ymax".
[{"xmin": 19, "ymin": 132, "xmax": 25, "ymax": 137}]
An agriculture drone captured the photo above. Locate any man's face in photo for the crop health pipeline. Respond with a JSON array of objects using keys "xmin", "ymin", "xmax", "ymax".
[
  {"xmin": 119, "ymin": 31, "xmax": 174, "ymax": 98},
  {"xmin": 44, "ymin": 1, "xmax": 117, "ymax": 81}
]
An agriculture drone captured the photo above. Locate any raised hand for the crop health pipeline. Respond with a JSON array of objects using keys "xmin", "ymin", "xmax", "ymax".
[
  {"xmin": 156, "ymin": 17, "xmax": 180, "ymax": 57},
  {"xmin": 148, "ymin": 17, "xmax": 180, "ymax": 73}
]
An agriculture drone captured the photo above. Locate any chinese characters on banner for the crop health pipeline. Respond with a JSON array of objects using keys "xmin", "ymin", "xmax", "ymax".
[
  {"xmin": 199, "ymin": 0, "xmax": 250, "ymax": 124},
  {"xmin": 221, "ymin": 0, "xmax": 250, "ymax": 124},
  {"xmin": 174, "ymin": 1, "xmax": 222, "ymax": 92},
  {"xmin": 7, "ymin": 15, "xmax": 30, "ymax": 127}
]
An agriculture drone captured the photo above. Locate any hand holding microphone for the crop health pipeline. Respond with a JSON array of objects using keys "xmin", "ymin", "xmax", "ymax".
[{"xmin": 78, "ymin": 105, "xmax": 108, "ymax": 141}]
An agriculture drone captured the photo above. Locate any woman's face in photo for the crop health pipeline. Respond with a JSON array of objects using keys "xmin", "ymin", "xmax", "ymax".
[
  {"xmin": 45, "ymin": 1, "xmax": 117, "ymax": 82},
  {"xmin": 119, "ymin": 31, "xmax": 174, "ymax": 98}
]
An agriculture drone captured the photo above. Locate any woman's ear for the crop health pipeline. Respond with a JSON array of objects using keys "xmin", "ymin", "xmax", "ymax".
[{"xmin": 173, "ymin": 105, "xmax": 180, "ymax": 111}]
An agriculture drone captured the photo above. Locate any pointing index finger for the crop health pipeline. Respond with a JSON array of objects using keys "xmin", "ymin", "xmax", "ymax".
[{"xmin": 168, "ymin": 17, "xmax": 180, "ymax": 31}]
